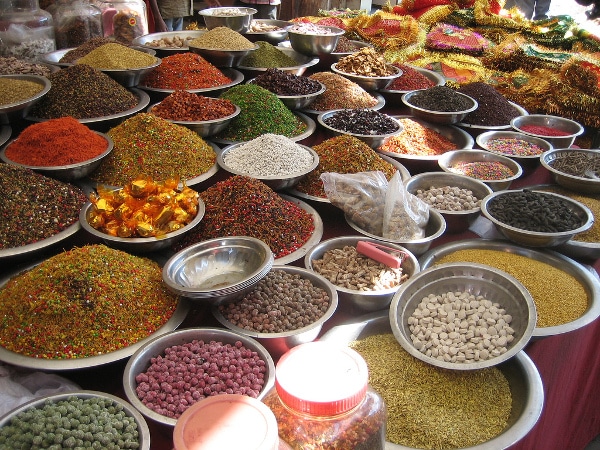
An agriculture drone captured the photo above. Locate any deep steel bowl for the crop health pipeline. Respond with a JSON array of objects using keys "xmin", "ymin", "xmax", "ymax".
[
  {"xmin": 402, "ymin": 90, "xmax": 478, "ymax": 125},
  {"xmin": 328, "ymin": 40, "xmax": 373, "ymax": 61},
  {"xmin": 148, "ymin": 103, "xmax": 241, "ymax": 138},
  {"xmin": 0, "ymin": 74, "xmax": 51, "ymax": 125},
  {"xmin": 380, "ymin": 66, "xmax": 446, "ymax": 95},
  {"xmin": 301, "ymin": 92, "xmax": 386, "ymax": 116},
  {"xmin": 304, "ymin": 235, "xmax": 420, "ymax": 312},
  {"xmin": 123, "ymin": 327, "xmax": 275, "ymax": 427},
  {"xmin": 238, "ymin": 47, "xmax": 319, "ymax": 77},
  {"xmin": 331, "ymin": 62, "xmax": 402, "ymax": 91},
  {"xmin": 198, "ymin": 6, "xmax": 257, "ymax": 33},
  {"xmin": 37, "ymin": 46, "xmax": 157, "ymax": 67},
  {"xmin": 476, "ymin": 130, "xmax": 552, "ymax": 170},
  {"xmin": 94, "ymin": 56, "xmax": 161, "ymax": 88},
  {"xmin": 287, "ymin": 25, "xmax": 345, "ymax": 56},
  {"xmin": 132, "ymin": 30, "xmax": 207, "ymax": 55},
  {"xmin": 511, "ymin": 114, "xmax": 584, "ymax": 148},
  {"xmin": 246, "ymin": 78, "xmax": 325, "ymax": 110},
  {"xmin": 243, "ymin": 19, "xmax": 291, "ymax": 44},
  {"xmin": 540, "ymin": 148, "xmax": 600, "ymax": 194},
  {"xmin": 188, "ymin": 42, "xmax": 259, "ymax": 68},
  {"xmin": 457, "ymin": 102, "xmax": 528, "ymax": 132}
]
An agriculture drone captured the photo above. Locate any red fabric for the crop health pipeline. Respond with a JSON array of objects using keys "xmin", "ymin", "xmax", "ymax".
[{"xmin": 144, "ymin": 0, "xmax": 156, "ymax": 33}]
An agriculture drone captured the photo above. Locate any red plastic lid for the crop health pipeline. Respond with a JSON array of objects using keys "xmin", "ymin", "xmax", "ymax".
[{"xmin": 275, "ymin": 341, "xmax": 369, "ymax": 416}]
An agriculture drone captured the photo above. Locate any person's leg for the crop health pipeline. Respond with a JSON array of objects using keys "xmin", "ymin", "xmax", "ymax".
[
  {"xmin": 533, "ymin": 0, "xmax": 551, "ymax": 20},
  {"xmin": 254, "ymin": 3, "xmax": 278, "ymax": 19},
  {"xmin": 163, "ymin": 17, "xmax": 174, "ymax": 31},
  {"xmin": 172, "ymin": 16, "xmax": 184, "ymax": 30}
]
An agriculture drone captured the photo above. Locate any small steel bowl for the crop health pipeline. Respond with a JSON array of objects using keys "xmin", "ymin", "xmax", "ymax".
[
  {"xmin": 132, "ymin": 30, "xmax": 207, "ymax": 56},
  {"xmin": 402, "ymin": 90, "xmax": 478, "ymax": 125},
  {"xmin": 217, "ymin": 142, "xmax": 319, "ymax": 190},
  {"xmin": 162, "ymin": 236, "xmax": 274, "ymax": 303},
  {"xmin": 212, "ymin": 265, "xmax": 338, "ymax": 359},
  {"xmin": 438, "ymin": 149, "xmax": 523, "ymax": 191},
  {"xmin": 247, "ymin": 78, "xmax": 326, "ymax": 110},
  {"xmin": 389, "ymin": 262, "xmax": 537, "ymax": 370},
  {"xmin": 0, "ymin": 74, "xmax": 51, "ymax": 125},
  {"xmin": 238, "ymin": 47, "xmax": 319, "ymax": 77},
  {"xmin": 317, "ymin": 109, "xmax": 403, "ymax": 149},
  {"xmin": 476, "ymin": 130, "xmax": 552, "ymax": 170},
  {"xmin": 511, "ymin": 114, "xmax": 584, "ymax": 148},
  {"xmin": 0, "ymin": 391, "xmax": 151, "ymax": 449},
  {"xmin": 92, "ymin": 56, "xmax": 162, "ymax": 88},
  {"xmin": 199, "ymin": 6, "xmax": 257, "ymax": 33},
  {"xmin": 304, "ymin": 235, "xmax": 420, "ymax": 312},
  {"xmin": 457, "ymin": 101, "xmax": 528, "ymax": 133},
  {"xmin": 540, "ymin": 148, "xmax": 600, "ymax": 194},
  {"xmin": 188, "ymin": 43, "xmax": 259, "ymax": 68},
  {"xmin": 480, "ymin": 189, "xmax": 594, "ymax": 248},
  {"xmin": 287, "ymin": 25, "xmax": 345, "ymax": 56},
  {"xmin": 0, "ymin": 132, "xmax": 113, "ymax": 182},
  {"xmin": 331, "ymin": 62, "xmax": 402, "ymax": 92},
  {"xmin": 404, "ymin": 172, "xmax": 493, "ymax": 234},
  {"xmin": 380, "ymin": 66, "xmax": 446, "ymax": 96},
  {"xmin": 123, "ymin": 327, "xmax": 276, "ymax": 427},
  {"xmin": 243, "ymin": 19, "xmax": 291, "ymax": 44}
]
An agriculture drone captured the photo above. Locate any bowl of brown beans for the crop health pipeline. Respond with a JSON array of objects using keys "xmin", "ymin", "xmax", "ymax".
[
  {"xmin": 212, "ymin": 265, "xmax": 338, "ymax": 359},
  {"xmin": 540, "ymin": 148, "xmax": 600, "ymax": 194},
  {"xmin": 476, "ymin": 130, "xmax": 552, "ymax": 169},
  {"xmin": 123, "ymin": 327, "xmax": 276, "ymax": 427},
  {"xmin": 480, "ymin": 188, "xmax": 594, "ymax": 248},
  {"xmin": 511, "ymin": 114, "xmax": 584, "ymax": 149},
  {"xmin": 401, "ymin": 87, "xmax": 478, "ymax": 125},
  {"xmin": 304, "ymin": 236, "xmax": 420, "ymax": 312},
  {"xmin": 0, "ymin": 74, "xmax": 51, "ymax": 124},
  {"xmin": 389, "ymin": 262, "xmax": 537, "ymax": 371}
]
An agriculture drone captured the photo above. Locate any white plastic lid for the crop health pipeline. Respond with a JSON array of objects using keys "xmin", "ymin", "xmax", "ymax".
[{"xmin": 173, "ymin": 394, "xmax": 279, "ymax": 450}]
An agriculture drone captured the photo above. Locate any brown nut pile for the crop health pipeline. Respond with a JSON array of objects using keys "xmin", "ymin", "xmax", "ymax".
[
  {"xmin": 145, "ymin": 35, "xmax": 195, "ymax": 48},
  {"xmin": 335, "ymin": 47, "xmax": 395, "ymax": 77}
]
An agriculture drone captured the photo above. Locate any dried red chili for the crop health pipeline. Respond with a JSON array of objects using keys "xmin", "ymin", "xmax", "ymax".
[
  {"xmin": 386, "ymin": 64, "xmax": 437, "ymax": 91},
  {"xmin": 150, "ymin": 90, "xmax": 237, "ymax": 121}
]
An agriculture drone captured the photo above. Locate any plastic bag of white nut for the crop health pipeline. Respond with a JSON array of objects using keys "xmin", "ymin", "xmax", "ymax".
[{"xmin": 321, "ymin": 170, "xmax": 429, "ymax": 240}]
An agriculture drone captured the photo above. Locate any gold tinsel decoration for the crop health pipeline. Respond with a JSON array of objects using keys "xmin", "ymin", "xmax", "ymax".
[{"xmin": 352, "ymin": 12, "xmax": 422, "ymax": 50}]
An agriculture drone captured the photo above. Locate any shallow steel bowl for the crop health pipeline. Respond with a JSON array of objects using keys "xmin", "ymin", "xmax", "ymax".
[
  {"xmin": 92, "ymin": 56, "xmax": 161, "ymax": 88},
  {"xmin": 212, "ymin": 265, "xmax": 338, "ymax": 359},
  {"xmin": 132, "ymin": 30, "xmax": 207, "ymax": 56},
  {"xmin": 287, "ymin": 25, "xmax": 345, "ymax": 56},
  {"xmin": 38, "ymin": 46, "xmax": 156, "ymax": 67},
  {"xmin": 540, "ymin": 148, "xmax": 600, "ymax": 194},
  {"xmin": 480, "ymin": 189, "xmax": 594, "ymax": 248},
  {"xmin": 246, "ymin": 78, "xmax": 325, "ymax": 110},
  {"xmin": 123, "ymin": 327, "xmax": 275, "ymax": 427},
  {"xmin": 511, "ymin": 114, "xmax": 584, "ymax": 148},
  {"xmin": 243, "ymin": 19, "xmax": 291, "ymax": 44},
  {"xmin": 198, "ymin": 6, "xmax": 257, "ymax": 33},
  {"xmin": 238, "ymin": 47, "xmax": 319, "ymax": 77},
  {"xmin": 457, "ymin": 102, "xmax": 528, "ymax": 134},
  {"xmin": 402, "ymin": 90, "xmax": 478, "ymax": 125},
  {"xmin": 304, "ymin": 235, "xmax": 420, "ymax": 312},
  {"xmin": 188, "ymin": 42, "xmax": 259, "ymax": 68},
  {"xmin": 0, "ymin": 74, "xmax": 51, "ymax": 125},
  {"xmin": 476, "ymin": 130, "xmax": 552, "ymax": 170},
  {"xmin": 331, "ymin": 62, "xmax": 402, "ymax": 91},
  {"xmin": 380, "ymin": 66, "xmax": 446, "ymax": 96}
]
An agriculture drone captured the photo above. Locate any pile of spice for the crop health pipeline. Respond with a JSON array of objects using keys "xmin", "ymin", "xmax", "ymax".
[
  {"xmin": 448, "ymin": 161, "xmax": 515, "ymax": 181},
  {"xmin": 335, "ymin": 47, "xmax": 395, "ymax": 77},
  {"xmin": 4, "ymin": 117, "xmax": 108, "ymax": 166},
  {"xmin": 457, "ymin": 82, "xmax": 520, "ymax": 126},
  {"xmin": 548, "ymin": 150, "xmax": 600, "ymax": 178},
  {"xmin": 90, "ymin": 113, "xmax": 216, "ymax": 187},
  {"xmin": 0, "ymin": 56, "xmax": 53, "ymax": 76},
  {"xmin": 0, "ymin": 78, "xmax": 44, "ymax": 106},
  {"xmin": 27, "ymin": 64, "xmax": 138, "ymax": 119},
  {"xmin": 378, "ymin": 118, "xmax": 457, "ymax": 156},
  {"xmin": 406, "ymin": 85, "xmax": 474, "ymax": 112},
  {"xmin": 75, "ymin": 42, "xmax": 158, "ymax": 69},
  {"xmin": 150, "ymin": 90, "xmax": 237, "ymax": 121},
  {"xmin": 0, "ymin": 164, "xmax": 87, "ymax": 249},
  {"xmin": 188, "ymin": 26, "xmax": 255, "ymax": 50},
  {"xmin": 386, "ymin": 64, "xmax": 437, "ymax": 91},
  {"xmin": 239, "ymin": 40, "xmax": 298, "ymax": 68},
  {"xmin": 0, "ymin": 244, "xmax": 179, "ymax": 359},
  {"xmin": 295, "ymin": 134, "xmax": 397, "ymax": 198},
  {"xmin": 58, "ymin": 36, "xmax": 115, "ymax": 63},
  {"xmin": 174, "ymin": 175, "xmax": 315, "ymax": 259},
  {"xmin": 308, "ymin": 71, "xmax": 379, "ymax": 110},
  {"xmin": 322, "ymin": 108, "xmax": 400, "ymax": 135},
  {"xmin": 141, "ymin": 52, "xmax": 232, "ymax": 90},
  {"xmin": 216, "ymin": 84, "xmax": 306, "ymax": 141},
  {"xmin": 251, "ymin": 68, "xmax": 323, "ymax": 96},
  {"xmin": 333, "ymin": 36, "xmax": 362, "ymax": 53},
  {"xmin": 288, "ymin": 22, "xmax": 339, "ymax": 35},
  {"xmin": 516, "ymin": 124, "xmax": 573, "ymax": 137},
  {"xmin": 484, "ymin": 137, "xmax": 546, "ymax": 156}
]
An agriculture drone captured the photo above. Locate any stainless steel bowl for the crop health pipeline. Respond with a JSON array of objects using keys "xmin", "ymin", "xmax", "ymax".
[
  {"xmin": 402, "ymin": 90, "xmax": 478, "ymax": 125},
  {"xmin": 540, "ymin": 148, "xmax": 600, "ymax": 194},
  {"xmin": 380, "ymin": 66, "xmax": 446, "ymax": 95},
  {"xmin": 457, "ymin": 102, "xmax": 528, "ymax": 132},
  {"xmin": 95, "ymin": 56, "xmax": 161, "ymax": 88},
  {"xmin": 198, "ymin": 6, "xmax": 257, "ymax": 33},
  {"xmin": 327, "ymin": 40, "xmax": 373, "ymax": 62},
  {"xmin": 0, "ymin": 132, "xmax": 113, "ymax": 182},
  {"xmin": 304, "ymin": 235, "xmax": 420, "ymax": 312},
  {"xmin": 132, "ymin": 30, "xmax": 207, "ymax": 55},
  {"xmin": 243, "ymin": 19, "xmax": 291, "ymax": 44},
  {"xmin": 438, "ymin": 149, "xmax": 523, "ymax": 191},
  {"xmin": 404, "ymin": 171, "xmax": 493, "ymax": 234},
  {"xmin": 37, "ymin": 46, "xmax": 156, "ymax": 67},
  {"xmin": 246, "ymin": 78, "xmax": 325, "ymax": 110},
  {"xmin": 287, "ymin": 25, "xmax": 345, "ymax": 56},
  {"xmin": 123, "ymin": 327, "xmax": 276, "ymax": 427},
  {"xmin": 511, "ymin": 114, "xmax": 584, "ymax": 148},
  {"xmin": 476, "ymin": 130, "xmax": 552, "ymax": 171},
  {"xmin": 238, "ymin": 47, "xmax": 319, "ymax": 77},
  {"xmin": 331, "ymin": 62, "xmax": 402, "ymax": 91},
  {"xmin": 188, "ymin": 42, "xmax": 259, "ymax": 68},
  {"xmin": 212, "ymin": 265, "xmax": 338, "ymax": 359},
  {"xmin": 302, "ymin": 91, "xmax": 386, "ymax": 116},
  {"xmin": 480, "ymin": 189, "xmax": 594, "ymax": 247},
  {"xmin": 0, "ymin": 74, "xmax": 51, "ymax": 125},
  {"xmin": 148, "ymin": 103, "xmax": 241, "ymax": 138}
]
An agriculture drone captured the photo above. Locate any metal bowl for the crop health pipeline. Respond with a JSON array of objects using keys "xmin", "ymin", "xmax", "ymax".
[
  {"xmin": 0, "ymin": 390, "xmax": 150, "ymax": 449},
  {"xmin": 302, "ymin": 92, "xmax": 386, "ymax": 116},
  {"xmin": 480, "ymin": 189, "xmax": 594, "ymax": 248},
  {"xmin": 188, "ymin": 42, "xmax": 259, "ymax": 68},
  {"xmin": 404, "ymin": 172, "xmax": 493, "ymax": 234},
  {"xmin": 457, "ymin": 102, "xmax": 528, "ymax": 132},
  {"xmin": 212, "ymin": 265, "xmax": 338, "ymax": 358},
  {"xmin": 476, "ymin": 130, "xmax": 552, "ymax": 169},
  {"xmin": 217, "ymin": 142, "xmax": 319, "ymax": 190},
  {"xmin": 380, "ymin": 66, "xmax": 446, "ymax": 95},
  {"xmin": 317, "ymin": 109, "xmax": 403, "ymax": 149},
  {"xmin": 123, "ymin": 327, "xmax": 276, "ymax": 427},
  {"xmin": 132, "ymin": 30, "xmax": 207, "ymax": 55},
  {"xmin": 389, "ymin": 262, "xmax": 537, "ymax": 370},
  {"xmin": 0, "ymin": 74, "xmax": 51, "ymax": 125},
  {"xmin": 345, "ymin": 208, "xmax": 446, "ymax": 256},
  {"xmin": 0, "ymin": 125, "xmax": 10, "ymax": 148},
  {"xmin": 198, "ymin": 7, "xmax": 257, "ymax": 33},
  {"xmin": 247, "ymin": 78, "xmax": 326, "ymax": 110},
  {"xmin": 92, "ymin": 56, "xmax": 161, "ymax": 88},
  {"xmin": 511, "ymin": 114, "xmax": 584, "ymax": 148},
  {"xmin": 320, "ymin": 310, "xmax": 544, "ymax": 450},
  {"xmin": 287, "ymin": 25, "xmax": 345, "ymax": 56},
  {"xmin": 162, "ymin": 236, "xmax": 274, "ymax": 303},
  {"xmin": 303, "ymin": 235, "xmax": 420, "ymax": 312},
  {"xmin": 37, "ymin": 46, "xmax": 156, "ymax": 67},
  {"xmin": 327, "ymin": 40, "xmax": 373, "ymax": 62},
  {"xmin": 331, "ymin": 62, "xmax": 402, "ymax": 92},
  {"xmin": 243, "ymin": 19, "xmax": 291, "ymax": 44},
  {"xmin": 438, "ymin": 149, "xmax": 523, "ymax": 191},
  {"xmin": 238, "ymin": 47, "xmax": 319, "ymax": 77},
  {"xmin": 401, "ymin": 90, "xmax": 478, "ymax": 125},
  {"xmin": 540, "ymin": 148, "xmax": 600, "ymax": 194},
  {"xmin": 1, "ymin": 132, "xmax": 113, "ymax": 182}
]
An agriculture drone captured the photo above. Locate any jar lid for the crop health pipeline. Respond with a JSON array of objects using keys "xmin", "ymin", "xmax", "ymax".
[
  {"xmin": 173, "ymin": 394, "xmax": 279, "ymax": 450},
  {"xmin": 275, "ymin": 341, "xmax": 368, "ymax": 416}
]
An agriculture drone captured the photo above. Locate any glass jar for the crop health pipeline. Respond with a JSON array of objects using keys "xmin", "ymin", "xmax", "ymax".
[
  {"xmin": 52, "ymin": 0, "xmax": 102, "ymax": 49},
  {"xmin": 262, "ymin": 341, "xmax": 387, "ymax": 450},
  {"xmin": 94, "ymin": 0, "xmax": 147, "ymax": 44},
  {"xmin": 0, "ymin": 0, "xmax": 55, "ymax": 60}
]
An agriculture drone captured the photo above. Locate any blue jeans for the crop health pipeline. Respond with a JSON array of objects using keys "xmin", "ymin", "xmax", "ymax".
[{"xmin": 164, "ymin": 17, "xmax": 184, "ymax": 31}]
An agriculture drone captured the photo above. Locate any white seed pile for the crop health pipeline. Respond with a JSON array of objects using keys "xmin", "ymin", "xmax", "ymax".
[
  {"xmin": 223, "ymin": 133, "xmax": 314, "ymax": 177},
  {"xmin": 408, "ymin": 291, "xmax": 515, "ymax": 363},
  {"xmin": 414, "ymin": 185, "xmax": 481, "ymax": 211}
]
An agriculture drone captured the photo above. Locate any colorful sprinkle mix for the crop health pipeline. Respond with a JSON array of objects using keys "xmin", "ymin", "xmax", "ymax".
[
  {"xmin": 450, "ymin": 161, "xmax": 515, "ymax": 180},
  {"xmin": 485, "ymin": 138, "xmax": 545, "ymax": 156}
]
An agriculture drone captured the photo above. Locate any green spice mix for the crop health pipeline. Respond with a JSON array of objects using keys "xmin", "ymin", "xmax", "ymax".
[
  {"xmin": 0, "ymin": 245, "xmax": 179, "ymax": 359},
  {"xmin": 239, "ymin": 41, "xmax": 298, "ymax": 68}
]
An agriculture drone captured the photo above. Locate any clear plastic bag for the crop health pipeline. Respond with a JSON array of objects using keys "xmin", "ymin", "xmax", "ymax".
[{"xmin": 382, "ymin": 171, "xmax": 430, "ymax": 240}]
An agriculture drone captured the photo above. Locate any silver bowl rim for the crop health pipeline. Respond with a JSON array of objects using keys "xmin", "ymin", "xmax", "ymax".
[
  {"xmin": 37, "ymin": 46, "xmax": 157, "ymax": 67},
  {"xmin": 148, "ymin": 102, "xmax": 241, "ymax": 126},
  {"xmin": 301, "ymin": 91, "xmax": 385, "ymax": 115},
  {"xmin": 84, "ymin": 56, "xmax": 161, "ymax": 73},
  {"xmin": 316, "ymin": 108, "xmax": 403, "ymax": 139},
  {"xmin": 476, "ymin": 130, "xmax": 553, "ymax": 160},
  {"xmin": 246, "ymin": 77, "xmax": 326, "ymax": 99},
  {"xmin": 238, "ymin": 47, "xmax": 319, "ymax": 72},
  {"xmin": 329, "ymin": 39, "xmax": 374, "ymax": 57},
  {"xmin": 139, "ymin": 67, "xmax": 244, "ymax": 94},
  {"xmin": 401, "ymin": 89, "xmax": 479, "ymax": 116},
  {"xmin": 438, "ymin": 149, "xmax": 524, "ymax": 183},
  {"xmin": 457, "ymin": 101, "xmax": 528, "ymax": 130},
  {"xmin": 198, "ymin": 6, "xmax": 258, "ymax": 16},
  {"xmin": 389, "ymin": 261, "xmax": 537, "ymax": 370},
  {"xmin": 379, "ymin": 65, "xmax": 446, "ymax": 94},
  {"xmin": 330, "ymin": 62, "xmax": 403, "ymax": 83},
  {"xmin": 244, "ymin": 18, "xmax": 292, "ymax": 34},
  {"xmin": 0, "ymin": 74, "xmax": 51, "ymax": 111},
  {"xmin": 510, "ymin": 114, "xmax": 585, "ymax": 139},
  {"xmin": 0, "ymin": 125, "xmax": 10, "ymax": 147},
  {"xmin": 540, "ymin": 148, "xmax": 600, "ymax": 184},
  {"xmin": 188, "ymin": 41, "xmax": 259, "ymax": 53},
  {"xmin": 287, "ymin": 25, "xmax": 346, "ymax": 37},
  {"xmin": 132, "ymin": 30, "xmax": 208, "ymax": 52}
]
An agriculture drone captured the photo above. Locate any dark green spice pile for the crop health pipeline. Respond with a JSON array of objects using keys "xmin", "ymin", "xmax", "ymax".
[
  {"xmin": 0, "ymin": 164, "xmax": 88, "ymax": 249},
  {"xmin": 27, "ymin": 64, "xmax": 138, "ymax": 119},
  {"xmin": 240, "ymin": 40, "xmax": 299, "ymax": 68},
  {"xmin": 216, "ymin": 83, "xmax": 306, "ymax": 141}
]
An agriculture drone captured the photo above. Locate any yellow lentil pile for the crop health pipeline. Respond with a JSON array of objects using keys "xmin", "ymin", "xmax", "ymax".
[
  {"xmin": 435, "ymin": 249, "xmax": 588, "ymax": 327},
  {"xmin": 0, "ymin": 79, "xmax": 44, "ymax": 106},
  {"xmin": 350, "ymin": 333, "xmax": 511, "ymax": 449},
  {"xmin": 75, "ymin": 43, "xmax": 158, "ymax": 69}
]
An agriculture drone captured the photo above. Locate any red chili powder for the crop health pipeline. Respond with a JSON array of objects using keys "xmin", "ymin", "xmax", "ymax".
[{"xmin": 519, "ymin": 124, "xmax": 572, "ymax": 137}]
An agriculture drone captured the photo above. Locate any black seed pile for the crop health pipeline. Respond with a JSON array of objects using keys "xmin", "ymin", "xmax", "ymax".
[
  {"xmin": 406, "ymin": 85, "xmax": 475, "ymax": 112},
  {"xmin": 323, "ymin": 108, "xmax": 400, "ymax": 135}
]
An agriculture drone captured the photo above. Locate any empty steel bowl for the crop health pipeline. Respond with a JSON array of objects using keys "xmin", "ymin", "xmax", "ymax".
[
  {"xmin": 476, "ymin": 130, "xmax": 552, "ymax": 169},
  {"xmin": 540, "ymin": 148, "xmax": 600, "ymax": 194},
  {"xmin": 330, "ymin": 62, "xmax": 402, "ymax": 91},
  {"xmin": 402, "ymin": 90, "xmax": 478, "ymax": 125},
  {"xmin": 511, "ymin": 114, "xmax": 584, "ymax": 148},
  {"xmin": 198, "ymin": 6, "xmax": 257, "ymax": 33},
  {"xmin": 243, "ymin": 19, "xmax": 291, "ymax": 44},
  {"xmin": 389, "ymin": 262, "xmax": 537, "ymax": 370},
  {"xmin": 238, "ymin": 47, "xmax": 319, "ymax": 77},
  {"xmin": 0, "ymin": 74, "xmax": 51, "ymax": 125},
  {"xmin": 287, "ymin": 25, "xmax": 345, "ymax": 56}
]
